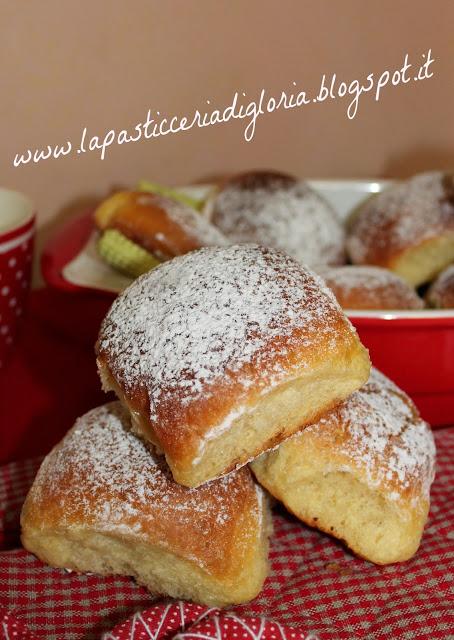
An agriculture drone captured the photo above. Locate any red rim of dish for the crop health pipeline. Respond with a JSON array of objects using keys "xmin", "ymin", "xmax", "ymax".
[{"xmin": 350, "ymin": 313, "xmax": 454, "ymax": 327}]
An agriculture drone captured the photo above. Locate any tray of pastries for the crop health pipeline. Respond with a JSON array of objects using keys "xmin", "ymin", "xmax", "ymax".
[{"xmin": 42, "ymin": 170, "xmax": 454, "ymax": 425}]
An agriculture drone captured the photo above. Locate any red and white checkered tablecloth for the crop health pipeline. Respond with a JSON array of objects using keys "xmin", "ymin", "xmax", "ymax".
[{"xmin": 0, "ymin": 429, "xmax": 453, "ymax": 640}]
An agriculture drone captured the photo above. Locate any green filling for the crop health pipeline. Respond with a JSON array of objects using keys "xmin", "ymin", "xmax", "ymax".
[
  {"xmin": 137, "ymin": 180, "xmax": 204, "ymax": 211},
  {"xmin": 97, "ymin": 229, "xmax": 160, "ymax": 278}
]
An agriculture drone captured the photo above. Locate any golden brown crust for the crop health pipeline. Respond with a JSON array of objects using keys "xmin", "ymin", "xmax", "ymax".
[
  {"xmin": 98, "ymin": 352, "xmax": 368, "ymax": 488},
  {"xmin": 97, "ymin": 309, "xmax": 361, "ymax": 469},
  {"xmin": 316, "ymin": 265, "xmax": 424, "ymax": 310},
  {"xmin": 251, "ymin": 369, "xmax": 436, "ymax": 564},
  {"xmin": 426, "ymin": 264, "xmax": 454, "ymax": 308},
  {"xmin": 21, "ymin": 403, "xmax": 270, "ymax": 605},
  {"xmin": 347, "ymin": 172, "xmax": 454, "ymax": 285},
  {"xmin": 94, "ymin": 191, "xmax": 227, "ymax": 259},
  {"xmin": 96, "ymin": 245, "xmax": 370, "ymax": 486}
]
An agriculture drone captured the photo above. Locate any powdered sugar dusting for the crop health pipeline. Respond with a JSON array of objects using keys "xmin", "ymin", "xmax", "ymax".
[
  {"xmin": 136, "ymin": 192, "xmax": 229, "ymax": 247},
  {"xmin": 211, "ymin": 178, "xmax": 346, "ymax": 266},
  {"xmin": 347, "ymin": 172, "xmax": 454, "ymax": 263},
  {"xmin": 310, "ymin": 368, "xmax": 436, "ymax": 501},
  {"xmin": 98, "ymin": 245, "xmax": 351, "ymax": 432},
  {"xmin": 426, "ymin": 264, "xmax": 454, "ymax": 308},
  {"xmin": 31, "ymin": 403, "xmax": 263, "ymax": 566},
  {"xmin": 316, "ymin": 265, "xmax": 424, "ymax": 309}
]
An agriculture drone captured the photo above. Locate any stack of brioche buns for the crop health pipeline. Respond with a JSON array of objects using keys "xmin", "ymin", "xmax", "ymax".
[{"xmin": 21, "ymin": 242, "xmax": 436, "ymax": 607}]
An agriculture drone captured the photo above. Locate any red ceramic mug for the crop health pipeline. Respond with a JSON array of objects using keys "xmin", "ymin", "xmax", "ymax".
[{"xmin": 0, "ymin": 188, "xmax": 35, "ymax": 367}]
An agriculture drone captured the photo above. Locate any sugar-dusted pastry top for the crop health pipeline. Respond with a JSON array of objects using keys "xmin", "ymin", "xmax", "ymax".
[
  {"xmin": 426, "ymin": 264, "xmax": 454, "ymax": 308},
  {"xmin": 97, "ymin": 244, "xmax": 359, "ymax": 450},
  {"xmin": 134, "ymin": 192, "xmax": 228, "ymax": 248},
  {"xmin": 250, "ymin": 367, "xmax": 435, "ymax": 565},
  {"xmin": 209, "ymin": 171, "xmax": 346, "ymax": 266},
  {"xmin": 303, "ymin": 368, "xmax": 436, "ymax": 502},
  {"xmin": 316, "ymin": 265, "xmax": 424, "ymax": 310},
  {"xmin": 23, "ymin": 402, "xmax": 264, "ymax": 576},
  {"xmin": 347, "ymin": 172, "xmax": 454, "ymax": 266}
]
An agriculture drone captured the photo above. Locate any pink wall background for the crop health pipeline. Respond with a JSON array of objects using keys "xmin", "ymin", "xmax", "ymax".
[{"xmin": 0, "ymin": 0, "xmax": 453, "ymax": 273}]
